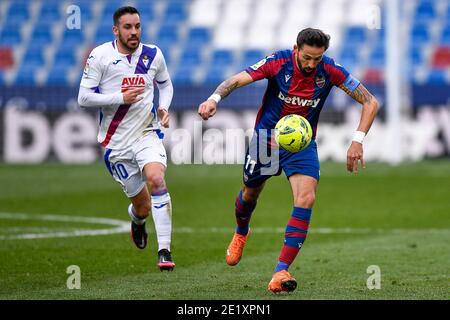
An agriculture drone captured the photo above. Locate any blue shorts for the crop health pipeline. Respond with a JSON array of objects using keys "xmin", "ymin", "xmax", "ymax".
[{"xmin": 243, "ymin": 137, "xmax": 320, "ymax": 188}]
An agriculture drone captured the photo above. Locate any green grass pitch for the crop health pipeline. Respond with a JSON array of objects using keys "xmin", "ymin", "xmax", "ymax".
[{"xmin": 0, "ymin": 161, "xmax": 449, "ymax": 299}]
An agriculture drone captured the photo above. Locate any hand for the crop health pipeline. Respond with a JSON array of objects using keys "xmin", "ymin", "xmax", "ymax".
[
  {"xmin": 158, "ymin": 107, "xmax": 169, "ymax": 128},
  {"xmin": 122, "ymin": 86, "xmax": 145, "ymax": 104},
  {"xmin": 198, "ymin": 99, "xmax": 217, "ymax": 120},
  {"xmin": 347, "ymin": 141, "xmax": 365, "ymax": 173}
]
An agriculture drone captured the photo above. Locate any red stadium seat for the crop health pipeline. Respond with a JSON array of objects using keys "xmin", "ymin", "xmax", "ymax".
[
  {"xmin": 431, "ymin": 46, "xmax": 450, "ymax": 69},
  {"xmin": 362, "ymin": 68, "xmax": 384, "ymax": 85},
  {"xmin": 0, "ymin": 47, "xmax": 14, "ymax": 70}
]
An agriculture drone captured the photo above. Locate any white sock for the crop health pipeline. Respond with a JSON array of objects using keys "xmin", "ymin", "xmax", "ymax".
[
  {"xmin": 151, "ymin": 191, "xmax": 172, "ymax": 252},
  {"xmin": 128, "ymin": 204, "xmax": 145, "ymax": 225}
]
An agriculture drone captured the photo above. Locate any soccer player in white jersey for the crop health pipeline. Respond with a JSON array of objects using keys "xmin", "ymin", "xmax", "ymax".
[{"xmin": 77, "ymin": 6, "xmax": 175, "ymax": 271}]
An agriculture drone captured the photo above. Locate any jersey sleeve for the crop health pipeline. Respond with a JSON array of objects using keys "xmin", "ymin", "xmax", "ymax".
[
  {"xmin": 324, "ymin": 58, "xmax": 360, "ymax": 91},
  {"xmin": 245, "ymin": 52, "xmax": 286, "ymax": 81},
  {"xmin": 154, "ymin": 48, "xmax": 171, "ymax": 83},
  {"xmin": 80, "ymin": 48, "xmax": 103, "ymax": 89}
]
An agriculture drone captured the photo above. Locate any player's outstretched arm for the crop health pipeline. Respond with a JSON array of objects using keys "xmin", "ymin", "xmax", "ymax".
[
  {"xmin": 78, "ymin": 86, "xmax": 144, "ymax": 107},
  {"xmin": 339, "ymin": 82, "xmax": 379, "ymax": 173},
  {"xmin": 198, "ymin": 71, "xmax": 254, "ymax": 120}
]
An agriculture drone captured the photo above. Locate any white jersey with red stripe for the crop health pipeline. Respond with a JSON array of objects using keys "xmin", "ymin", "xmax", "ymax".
[{"xmin": 80, "ymin": 40, "xmax": 170, "ymax": 150}]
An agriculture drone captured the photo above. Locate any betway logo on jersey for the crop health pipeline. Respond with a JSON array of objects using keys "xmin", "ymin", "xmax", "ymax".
[{"xmin": 278, "ymin": 92, "xmax": 321, "ymax": 108}]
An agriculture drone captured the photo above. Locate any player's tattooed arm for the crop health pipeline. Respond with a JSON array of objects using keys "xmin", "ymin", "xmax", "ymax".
[
  {"xmin": 199, "ymin": 72, "xmax": 253, "ymax": 120},
  {"xmin": 339, "ymin": 81, "xmax": 379, "ymax": 173},
  {"xmin": 339, "ymin": 82, "xmax": 374, "ymax": 105},
  {"xmin": 214, "ymin": 71, "xmax": 254, "ymax": 99},
  {"xmin": 214, "ymin": 78, "xmax": 240, "ymax": 99}
]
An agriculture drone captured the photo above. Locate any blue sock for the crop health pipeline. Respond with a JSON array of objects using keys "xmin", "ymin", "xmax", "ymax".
[{"xmin": 235, "ymin": 190, "xmax": 256, "ymax": 236}]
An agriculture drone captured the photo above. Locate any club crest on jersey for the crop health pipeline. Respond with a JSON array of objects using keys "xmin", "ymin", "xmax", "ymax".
[
  {"xmin": 315, "ymin": 75, "xmax": 326, "ymax": 88},
  {"xmin": 142, "ymin": 55, "xmax": 149, "ymax": 68},
  {"xmin": 122, "ymin": 75, "xmax": 145, "ymax": 86}
]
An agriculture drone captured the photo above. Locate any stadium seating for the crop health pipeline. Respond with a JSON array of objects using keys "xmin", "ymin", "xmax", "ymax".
[{"xmin": 0, "ymin": 0, "xmax": 448, "ymax": 86}]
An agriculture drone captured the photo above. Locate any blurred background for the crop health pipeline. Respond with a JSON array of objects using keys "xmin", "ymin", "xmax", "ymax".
[
  {"xmin": 0, "ymin": 0, "xmax": 449, "ymax": 163},
  {"xmin": 1, "ymin": 0, "xmax": 449, "ymax": 300}
]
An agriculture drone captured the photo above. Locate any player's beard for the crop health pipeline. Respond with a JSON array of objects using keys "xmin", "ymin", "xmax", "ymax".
[
  {"xmin": 118, "ymin": 32, "xmax": 140, "ymax": 53},
  {"xmin": 299, "ymin": 62, "xmax": 314, "ymax": 75},
  {"xmin": 296, "ymin": 54, "xmax": 315, "ymax": 75}
]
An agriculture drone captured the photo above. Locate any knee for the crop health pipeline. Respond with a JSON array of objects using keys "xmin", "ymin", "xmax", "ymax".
[
  {"xmin": 146, "ymin": 171, "xmax": 165, "ymax": 190},
  {"xmin": 242, "ymin": 186, "xmax": 261, "ymax": 203},
  {"xmin": 295, "ymin": 191, "xmax": 316, "ymax": 208}
]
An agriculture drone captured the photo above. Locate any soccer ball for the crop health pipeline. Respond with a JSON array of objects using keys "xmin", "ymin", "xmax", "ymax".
[{"xmin": 274, "ymin": 114, "xmax": 313, "ymax": 153}]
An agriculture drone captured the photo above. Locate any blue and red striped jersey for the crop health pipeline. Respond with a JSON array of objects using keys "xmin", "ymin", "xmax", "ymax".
[{"xmin": 245, "ymin": 49, "xmax": 360, "ymax": 139}]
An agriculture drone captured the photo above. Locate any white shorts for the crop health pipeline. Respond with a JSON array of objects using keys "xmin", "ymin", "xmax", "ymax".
[{"xmin": 103, "ymin": 131, "xmax": 167, "ymax": 197}]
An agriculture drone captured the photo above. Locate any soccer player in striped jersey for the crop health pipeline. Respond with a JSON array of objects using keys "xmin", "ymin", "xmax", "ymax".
[
  {"xmin": 78, "ymin": 6, "xmax": 175, "ymax": 271},
  {"xmin": 198, "ymin": 28, "xmax": 379, "ymax": 293}
]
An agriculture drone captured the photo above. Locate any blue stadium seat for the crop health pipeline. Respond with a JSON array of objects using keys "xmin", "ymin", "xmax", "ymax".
[
  {"xmin": 164, "ymin": 3, "xmax": 187, "ymax": 24},
  {"xmin": 70, "ymin": 0, "xmax": 93, "ymax": 22},
  {"xmin": 0, "ymin": 29, "xmax": 22, "ymax": 46},
  {"xmin": 427, "ymin": 69, "xmax": 447, "ymax": 84},
  {"xmin": 414, "ymin": 1, "xmax": 436, "ymax": 22},
  {"xmin": 6, "ymin": 2, "xmax": 29, "ymax": 23},
  {"xmin": 156, "ymin": 28, "xmax": 178, "ymax": 54},
  {"xmin": 411, "ymin": 24, "xmax": 430, "ymax": 45},
  {"xmin": 101, "ymin": 1, "xmax": 124, "ymax": 20},
  {"xmin": 60, "ymin": 29, "xmax": 84, "ymax": 48},
  {"xmin": 345, "ymin": 27, "xmax": 367, "ymax": 44},
  {"xmin": 338, "ymin": 50, "xmax": 359, "ymax": 70},
  {"xmin": 94, "ymin": 22, "xmax": 114, "ymax": 45},
  {"xmin": 23, "ymin": 50, "xmax": 45, "ymax": 70},
  {"xmin": 15, "ymin": 67, "xmax": 36, "ymax": 85},
  {"xmin": 2, "ymin": 13, "xmax": 26, "ymax": 29},
  {"xmin": 0, "ymin": 72, "xmax": 4, "ymax": 85},
  {"xmin": 185, "ymin": 27, "xmax": 210, "ymax": 51},
  {"xmin": 135, "ymin": 0, "xmax": 155, "ymax": 21},
  {"xmin": 180, "ymin": 50, "xmax": 202, "ymax": 66},
  {"xmin": 211, "ymin": 50, "xmax": 234, "ymax": 67},
  {"xmin": 47, "ymin": 66, "xmax": 69, "ymax": 85},
  {"xmin": 54, "ymin": 47, "xmax": 77, "ymax": 66},
  {"xmin": 204, "ymin": 65, "xmax": 227, "ymax": 84},
  {"xmin": 369, "ymin": 45, "xmax": 385, "ymax": 68},
  {"xmin": 30, "ymin": 28, "xmax": 53, "ymax": 48},
  {"xmin": 173, "ymin": 64, "xmax": 195, "ymax": 85},
  {"xmin": 39, "ymin": 2, "xmax": 61, "ymax": 21},
  {"xmin": 440, "ymin": 24, "xmax": 450, "ymax": 45},
  {"xmin": 409, "ymin": 45, "xmax": 424, "ymax": 65},
  {"xmin": 157, "ymin": 27, "xmax": 178, "ymax": 43},
  {"xmin": 241, "ymin": 49, "xmax": 264, "ymax": 69}
]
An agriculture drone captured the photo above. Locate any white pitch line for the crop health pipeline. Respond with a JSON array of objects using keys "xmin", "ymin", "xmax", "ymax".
[
  {"xmin": 0, "ymin": 212, "xmax": 448, "ymax": 240},
  {"xmin": 0, "ymin": 212, "xmax": 128, "ymax": 240}
]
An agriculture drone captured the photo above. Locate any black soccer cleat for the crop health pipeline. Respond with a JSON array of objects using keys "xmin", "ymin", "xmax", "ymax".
[
  {"xmin": 157, "ymin": 249, "xmax": 175, "ymax": 271},
  {"xmin": 130, "ymin": 221, "xmax": 148, "ymax": 249}
]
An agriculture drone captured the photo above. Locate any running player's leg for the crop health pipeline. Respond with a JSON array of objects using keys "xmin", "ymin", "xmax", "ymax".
[
  {"xmin": 142, "ymin": 162, "xmax": 173, "ymax": 255},
  {"xmin": 268, "ymin": 141, "xmax": 319, "ymax": 293},
  {"xmin": 227, "ymin": 137, "xmax": 280, "ymax": 266},
  {"xmin": 103, "ymin": 147, "xmax": 150, "ymax": 249},
  {"xmin": 137, "ymin": 132, "xmax": 174, "ymax": 270},
  {"xmin": 128, "ymin": 186, "xmax": 151, "ymax": 249}
]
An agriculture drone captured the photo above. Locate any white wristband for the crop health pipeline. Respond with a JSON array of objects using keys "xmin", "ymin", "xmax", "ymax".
[
  {"xmin": 352, "ymin": 131, "xmax": 366, "ymax": 144},
  {"xmin": 208, "ymin": 93, "xmax": 221, "ymax": 104}
]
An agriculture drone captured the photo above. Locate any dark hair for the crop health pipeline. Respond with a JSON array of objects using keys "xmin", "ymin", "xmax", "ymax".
[
  {"xmin": 296, "ymin": 28, "xmax": 330, "ymax": 50},
  {"xmin": 113, "ymin": 6, "xmax": 140, "ymax": 26}
]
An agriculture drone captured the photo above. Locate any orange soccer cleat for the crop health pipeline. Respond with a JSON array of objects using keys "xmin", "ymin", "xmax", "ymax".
[
  {"xmin": 226, "ymin": 230, "xmax": 250, "ymax": 266},
  {"xmin": 267, "ymin": 270, "xmax": 297, "ymax": 293}
]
